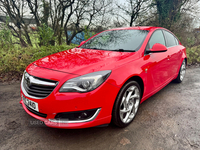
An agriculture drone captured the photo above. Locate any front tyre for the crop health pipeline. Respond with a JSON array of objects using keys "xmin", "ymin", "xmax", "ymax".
[
  {"xmin": 174, "ymin": 59, "xmax": 186, "ymax": 83},
  {"xmin": 112, "ymin": 81, "xmax": 141, "ymax": 128}
]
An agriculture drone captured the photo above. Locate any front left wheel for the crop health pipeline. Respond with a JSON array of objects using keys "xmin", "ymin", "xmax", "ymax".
[{"xmin": 112, "ymin": 81, "xmax": 141, "ymax": 128}]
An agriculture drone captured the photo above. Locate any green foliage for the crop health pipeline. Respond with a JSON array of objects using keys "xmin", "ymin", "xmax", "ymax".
[
  {"xmin": 187, "ymin": 37, "xmax": 196, "ymax": 48},
  {"xmin": 152, "ymin": 0, "xmax": 186, "ymax": 28},
  {"xmin": 187, "ymin": 46, "xmax": 200, "ymax": 65},
  {"xmin": 38, "ymin": 23, "xmax": 55, "ymax": 46},
  {"xmin": 0, "ymin": 18, "xmax": 13, "ymax": 48},
  {"xmin": 31, "ymin": 45, "xmax": 76, "ymax": 61},
  {"xmin": 29, "ymin": 32, "xmax": 40, "ymax": 48},
  {"xmin": 83, "ymin": 26, "xmax": 96, "ymax": 40},
  {"xmin": 0, "ymin": 44, "xmax": 76, "ymax": 73}
]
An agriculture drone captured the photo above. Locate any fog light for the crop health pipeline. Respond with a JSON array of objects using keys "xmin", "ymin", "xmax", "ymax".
[{"xmin": 55, "ymin": 108, "xmax": 99, "ymax": 121}]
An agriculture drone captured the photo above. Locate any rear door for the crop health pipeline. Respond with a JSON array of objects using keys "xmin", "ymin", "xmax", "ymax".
[{"xmin": 162, "ymin": 30, "xmax": 182, "ymax": 77}]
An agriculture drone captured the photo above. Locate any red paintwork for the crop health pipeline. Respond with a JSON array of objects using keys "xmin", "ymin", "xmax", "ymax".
[
  {"xmin": 79, "ymin": 41, "xmax": 86, "ymax": 46},
  {"xmin": 20, "ymin": 26, "xmax": 187, "ymax": 129},
  {"xmin": 150, "ymin": 43, "xmax": 167, "ymax": 51},
  {"xmin": 33, "ymin": 48, "xmax": 137, "ymax": 76}
]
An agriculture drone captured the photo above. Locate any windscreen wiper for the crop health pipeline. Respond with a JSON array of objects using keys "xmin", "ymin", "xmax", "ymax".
[
  {"xmin": 80, "ymin": 47, "xmax": 98, "ymax": 49},
  {"xmin": 113, "ymin": 49, "xmax": 135, "ymax": 52},
  {"xmin": 85, "ymin": 47, "xmax": 108, "ymax": 50}
]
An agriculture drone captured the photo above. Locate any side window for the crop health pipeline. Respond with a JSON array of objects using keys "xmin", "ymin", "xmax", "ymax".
[
  {"xmin": 163, "ymin": 30, "xmax": 177, "ymax": 47},
  {"xmin": 148, "ymin": 30, "xmax": 166, "ymax": 49},
  {"xmin": 174, "ymin": 37, "xmax": 179, "ymax": 45}
]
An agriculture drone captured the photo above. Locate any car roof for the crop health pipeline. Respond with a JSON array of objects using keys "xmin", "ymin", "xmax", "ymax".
[{"xmin": 108, "ymin": 26, "xmax": 164, "ymax": 31}]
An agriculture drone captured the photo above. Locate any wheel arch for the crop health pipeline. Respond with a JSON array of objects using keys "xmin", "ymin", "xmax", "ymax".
[
  {"xmin": 184, "ymin": 57, "xmax": 187, "ymax": 66},
  {"xmin": 126, "ymin": 76, "xmax": 144, "ymax": 98},
  {"xmin": 113, "ymin": 75, "xmax": 144, "ymax": 106}
]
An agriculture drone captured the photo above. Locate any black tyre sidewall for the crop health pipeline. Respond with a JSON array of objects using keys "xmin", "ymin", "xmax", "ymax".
[{"xmin": 174, "ymin": 59, "xmax": 186, "ymax": 83}]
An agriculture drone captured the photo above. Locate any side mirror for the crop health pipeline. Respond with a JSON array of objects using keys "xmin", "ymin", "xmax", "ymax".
[
  {"xmin": 146, "ymin": 43, "xmax": 167, "ymax": 54},
  {"xmin": 79, "ymin": 41, "xmax": 86, "ymax": 47}
]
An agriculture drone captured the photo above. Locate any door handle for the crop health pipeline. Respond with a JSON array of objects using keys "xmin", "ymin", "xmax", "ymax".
[{"xmin": 167, "ymin": 55, "xmax": 171, "ymax": 60}]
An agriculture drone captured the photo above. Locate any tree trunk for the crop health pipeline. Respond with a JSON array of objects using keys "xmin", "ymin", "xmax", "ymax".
[
  {"xmin": 67, "ymin": 40, "xmax": 71, "ymax": 45},
  {"xmin": 130, "ymin": 16, "xmax": 133, "ymax": 27},
  {"xmin": 19, "ymin": 29, "xmax": 28, "ymax": 47},
  {"xmin": 58, "ymin": 29, "xmax": 63, "ymax": 45},
  {"xmin": 24, "ymin": 29, "xmax": 32, "ymax": 46},
  {"xmin": 65, "ymin": 29, "xmax": 80, "ymax": 45}
]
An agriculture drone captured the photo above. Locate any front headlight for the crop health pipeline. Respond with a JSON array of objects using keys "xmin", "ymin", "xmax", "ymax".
[{"xmin": 59, "ymin": 70, "xmax": 111, "ymax": 93}]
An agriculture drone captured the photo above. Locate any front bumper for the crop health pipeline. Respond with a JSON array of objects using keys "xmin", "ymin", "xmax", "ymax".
[{"xmin": 20, "ymin": 81, "xmax": 119, "ymax": 129}]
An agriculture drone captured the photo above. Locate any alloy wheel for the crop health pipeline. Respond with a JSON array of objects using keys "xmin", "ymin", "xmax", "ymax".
[
  {"xmin": 119, "ymin": 85, "xmax": 140, "ymax": 124},
  {"xmin": 180, "ymin": 60, "xmax": 186, "ymax": 81}
]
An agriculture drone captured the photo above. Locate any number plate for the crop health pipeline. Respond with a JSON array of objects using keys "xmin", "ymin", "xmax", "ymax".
[{"xmin": 22, "ymin": 96, "xmax": 39, "ymax": 112}]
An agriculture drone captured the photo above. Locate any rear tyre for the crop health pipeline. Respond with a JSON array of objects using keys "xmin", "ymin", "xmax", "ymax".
[
  {"xmin": 112, "ymin": 81, "xmax": 141, "ymax": 128},
  {"xmin": 174, "ymin": 59, "xmax": 186, "ymax": 83}
]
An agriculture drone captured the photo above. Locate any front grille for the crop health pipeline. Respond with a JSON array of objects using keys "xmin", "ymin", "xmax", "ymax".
[
  {"xmin": 25, "ymin": 105, "xmax": 47, "ymax": 118},
  {"xmin": 22, "ymin": 72, "xmax": 58, "ymax": 99}
]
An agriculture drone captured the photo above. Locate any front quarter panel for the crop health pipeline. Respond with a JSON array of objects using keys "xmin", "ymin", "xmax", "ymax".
[{"xmin": 106, "ymin": 57, "xmax": 147, "ymax": 97}]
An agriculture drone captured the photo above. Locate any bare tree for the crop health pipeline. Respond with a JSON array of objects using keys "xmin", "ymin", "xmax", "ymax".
[
  {"xmin": 115, "ymin": 0, "xmax": 149, "ymax": 27},
  {"xmin": 0, "ymin": 0, "xmax": 113, "ymax": 47},
  {"xmin": 0, "ymin": 0, "xmax": 32, "ymax": 47},
  {"xmin": 26, "ymin": 0, "xmax": 41, "ymax": 27},
  {"xmin": 26, "ymin": 0, "xmax": 75, "ymax": 45},
  {"xmin": 153, "ymin": 0, "xmax": 190, "ymax": 28},
  {"xmin": 26, "ymin": 0, "xmax": 112, "ymax": 45},
  {"xmin": 48, "ymin": 0, "xmax": 75, "ymax": 45},
  {"xmin": 63, "ymin": 0, "xmax": 112, "ymax": 45},
  {"xmin": 51, "ymin": 0, "xmax": 113, "ymax": 45}
]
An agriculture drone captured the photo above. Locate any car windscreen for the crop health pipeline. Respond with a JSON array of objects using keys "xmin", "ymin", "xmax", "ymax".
[{"xmin": 80, "ymin": 30, "xmax": 149, "ymax": 52}]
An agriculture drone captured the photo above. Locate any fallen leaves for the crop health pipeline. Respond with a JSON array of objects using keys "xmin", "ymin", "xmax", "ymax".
[{"xmin": 120, "ymin": 137, "xmax": 131, "ymax": 146}]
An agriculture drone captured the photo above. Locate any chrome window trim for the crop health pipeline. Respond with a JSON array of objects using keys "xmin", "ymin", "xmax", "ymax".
[{"xmin": 48, "ymin": 108, "xmax": 101, "ymax": 123}]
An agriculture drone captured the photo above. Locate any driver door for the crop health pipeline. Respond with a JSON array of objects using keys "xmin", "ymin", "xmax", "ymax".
[{"xmin": 143, "ymin": 30, "xmax": 171, "ymax": 94}]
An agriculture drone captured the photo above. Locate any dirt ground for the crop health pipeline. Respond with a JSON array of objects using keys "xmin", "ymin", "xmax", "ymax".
[{"xmin": 0, "ymin": 67, "xmax": 200, "ymax": 150}]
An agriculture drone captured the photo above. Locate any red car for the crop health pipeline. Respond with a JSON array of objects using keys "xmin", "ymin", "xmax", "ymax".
[{"xmin": 20, "ymin": 26, "xmax": 187, "ymax": 129}]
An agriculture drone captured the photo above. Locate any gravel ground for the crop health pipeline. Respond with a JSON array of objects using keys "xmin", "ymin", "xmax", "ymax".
[{"xmin": 0, "ymin": 67, "xmax": 200, "ymax": 150}]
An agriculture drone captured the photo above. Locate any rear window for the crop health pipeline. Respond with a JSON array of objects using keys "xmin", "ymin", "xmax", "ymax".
[
  {"xmin": 80, "ymin": 30, "xmax": 149, "ymax": 52},
  {"xmin": 163, "ymin": 30, "xmax": 178, "ymax": 47}
]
